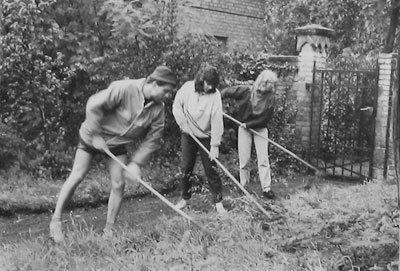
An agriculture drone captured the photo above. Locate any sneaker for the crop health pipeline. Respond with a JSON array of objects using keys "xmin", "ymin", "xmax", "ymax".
[
  {"xmin": 49, "ymin": 220, "xmax": 65, "ymax": 243},
  {"xmin": 175, "ymin": 199, "xmax": 188, "ymax": 210},
  {"xmin": 263, "ymin": 190, "xmax": 275, "ymax": 199},
  {"xmin": 215, "ymin": 202, "xmax": 228, "ymax": 214}
]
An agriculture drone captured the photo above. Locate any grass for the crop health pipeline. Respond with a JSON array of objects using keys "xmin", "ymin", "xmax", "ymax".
[{"xmin": 0, "ymin": 180, "xmax": 398, "ymax": 271}]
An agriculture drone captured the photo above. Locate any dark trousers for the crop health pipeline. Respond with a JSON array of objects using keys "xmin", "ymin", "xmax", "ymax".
[{"xmin": 180, "ymin": 133, "xmax": 223, "ymax": 203}]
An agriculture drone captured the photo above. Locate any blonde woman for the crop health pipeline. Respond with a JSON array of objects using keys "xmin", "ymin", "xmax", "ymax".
[{"xmin": 221, "ymin": 70, "xmax": 278, "ymax": 199}]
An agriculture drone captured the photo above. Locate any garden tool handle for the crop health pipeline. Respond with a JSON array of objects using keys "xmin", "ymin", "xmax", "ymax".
[
  {"xmin": 102, "ymin": 147, "xmax": 211, "ymax": 235},
  {"xmin": 188, "ymin": 133, "xmax": 271, "ymax": 219},
  {"xmin": 222, "ymin": 112, "xmax": 320, "ymax": 173}
]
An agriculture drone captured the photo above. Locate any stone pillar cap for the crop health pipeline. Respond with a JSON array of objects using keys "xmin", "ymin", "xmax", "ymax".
[{"xmin": 294, "ymin": 24, "xmax": 334, "ymax": 52}]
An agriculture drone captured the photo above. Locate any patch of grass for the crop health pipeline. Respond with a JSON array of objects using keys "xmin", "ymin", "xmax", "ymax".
[{"xmin": 1, "ymin": 180, "xmax": 398, "ymax": 270}]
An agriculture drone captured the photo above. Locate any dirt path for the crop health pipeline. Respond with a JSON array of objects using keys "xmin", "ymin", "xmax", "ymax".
[
  {"xmin": 0, "ymin": 177, "xmax": 356, "ymax": 244},
  {"xmin": 0, "ymin": 193, "xmax": 182, "ymax": 244}
]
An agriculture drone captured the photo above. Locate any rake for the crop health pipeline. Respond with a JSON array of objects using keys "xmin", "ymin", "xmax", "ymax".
[
  {"xmin": 223, "ymin": 112, "xmax": 325, "ymax": 178},
  {"xmin": 189, "ymin": 133, "xmax": 272, "ymax": 219},
  {"xmin": 102, "ymin": 147, "xmax": 212, "ymax": 236}
]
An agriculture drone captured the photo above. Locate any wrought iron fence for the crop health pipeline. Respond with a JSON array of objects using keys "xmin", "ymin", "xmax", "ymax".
[{"xmin": 308, "ymin": 67, "xmax": 379, "ymax": 180}]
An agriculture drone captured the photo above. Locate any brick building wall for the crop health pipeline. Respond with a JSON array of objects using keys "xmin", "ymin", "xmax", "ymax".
[{"xmin": 176, "ymin": 0, "xmax": 265, "ymax": 51}]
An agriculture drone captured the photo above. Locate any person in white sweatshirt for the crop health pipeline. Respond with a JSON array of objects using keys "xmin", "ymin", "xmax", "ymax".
[{"xmin": 172, "ymin": 64, "xmax": 227, "ymax": 214}]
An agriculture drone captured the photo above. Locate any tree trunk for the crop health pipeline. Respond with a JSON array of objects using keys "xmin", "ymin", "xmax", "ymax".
[
  {"xmin": 394, "ymin": 53, "xmax": 400, "ymax": 271},
  {"xmin": 383, "ymin": 0, "xmax": 400, "ymax": 53}
]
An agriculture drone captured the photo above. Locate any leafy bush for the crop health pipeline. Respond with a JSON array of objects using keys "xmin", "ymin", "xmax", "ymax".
[
  {"xmin": 1, "ymin": 0, "xmax": 80, "ymax": 177},
  {"xmin": 264, "ymin": 0, "xmax": 394, "ymax": 57},
  {"xmin": 0, "ymin": 122, "xmax": 25, "ymax": 169}
]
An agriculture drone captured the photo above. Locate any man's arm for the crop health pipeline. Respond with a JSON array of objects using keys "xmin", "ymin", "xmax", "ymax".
[
  {"xmin": 85, "ymin": 81, "xmax": 125, "ymax": 138},
  {"xmin": 131, "ymin": 107, "xmax": 165, "ymax": 166}
]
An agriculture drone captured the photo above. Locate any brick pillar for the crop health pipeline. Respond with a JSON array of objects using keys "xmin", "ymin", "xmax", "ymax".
[
  {"xmin": 372, "ymin": 53, "xmax": 398, "ymax": 182},
  {"xmin": 293, "ymin": 24, "xmax": 334, "ymax": 153}
]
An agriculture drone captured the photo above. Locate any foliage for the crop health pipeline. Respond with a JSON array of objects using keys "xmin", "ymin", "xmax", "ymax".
[
  {"xmin": 99, "ymin": 0, "xmax": 159, "ymax": 47},
  {"xmin": 327, "ymin": 48, "xmax": 378, "ymax": 71},
  {"xmin": 0, "ymin": 122, "xmax": 25, "ymax": 169},
  {"xmin": 264, "ymin": 0, "xmax": 395, "ymax": 56},
  {"xmin": 1, "ymin": 0, "xmax": 80, "ymax": 177}
]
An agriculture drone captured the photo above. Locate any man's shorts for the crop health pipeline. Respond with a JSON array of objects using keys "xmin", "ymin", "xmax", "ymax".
[{"xmin": 78, "ymin": 137, "xmax": 128, "ymax": 156}]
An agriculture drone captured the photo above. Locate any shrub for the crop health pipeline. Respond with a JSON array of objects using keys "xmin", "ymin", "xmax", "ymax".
[
  {"xmin": 0, "ymin": 0, "xmax": 79, "ymax": 177},
  {"xmin": 0, "ymin": 122, "xmax": 25, "ymax": 169}
]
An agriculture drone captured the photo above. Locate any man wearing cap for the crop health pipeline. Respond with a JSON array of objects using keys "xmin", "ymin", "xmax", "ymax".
[{"xmin": 49, "ymin": 66, "xmax": 177, "ymax": 243}]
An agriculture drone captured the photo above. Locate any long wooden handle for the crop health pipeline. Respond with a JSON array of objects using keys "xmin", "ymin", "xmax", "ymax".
[
  {"xmin": 103, "ymin": 148, "xmax": 211, "ymax": 235},
  {"xmin": 223, "ymin": 112, "xmax": 319, "ymax": 172},
  {"xmin": 189, "ymin": 133, "xmax": 271, "ymax": 218}
]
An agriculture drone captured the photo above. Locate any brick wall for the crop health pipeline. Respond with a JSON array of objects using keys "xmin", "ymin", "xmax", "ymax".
[{"xmin": 176, "ymin": 0, "xmax": 265, "ymax": 51}]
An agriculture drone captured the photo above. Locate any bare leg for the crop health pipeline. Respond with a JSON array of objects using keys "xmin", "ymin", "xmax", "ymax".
[
  {"xmin": 104, "ymin": 154, "xmax": 127, "ymax": 233},
  {"xmin": 50, "ymin": 149, "xmax": 93, "ymax": 242}
]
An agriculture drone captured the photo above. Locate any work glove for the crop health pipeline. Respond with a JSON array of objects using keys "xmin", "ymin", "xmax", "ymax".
[
  {"xmin": 209, "ymin": 146, "xmax": 219, "ymax": 160},
  {"xmin": 91, "ymin": 135, "xmax": 108, "ymax": 151},
  {"xmin": 124, "ymin": 162, "xmax": 141, "ymax": 182}
]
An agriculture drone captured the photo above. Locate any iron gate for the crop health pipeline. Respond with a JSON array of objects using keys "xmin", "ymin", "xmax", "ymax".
[{"xmin": 308, "ymin": 66, "xmax": 379, "ymax": 180}]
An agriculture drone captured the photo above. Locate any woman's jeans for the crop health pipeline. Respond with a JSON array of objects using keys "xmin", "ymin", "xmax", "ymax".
[
  {"xmin": 238, "ymin": 127, "xmax": 271, "ymax": 192},
  {"xmin": 180, "ymin": 133, "xmax": 223, "ymax": 203}
]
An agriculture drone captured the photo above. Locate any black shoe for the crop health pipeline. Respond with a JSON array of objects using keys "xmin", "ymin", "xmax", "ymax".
[{"xmin": 263, "ymin": 190, "xmax": 275, "ymax": 199}]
